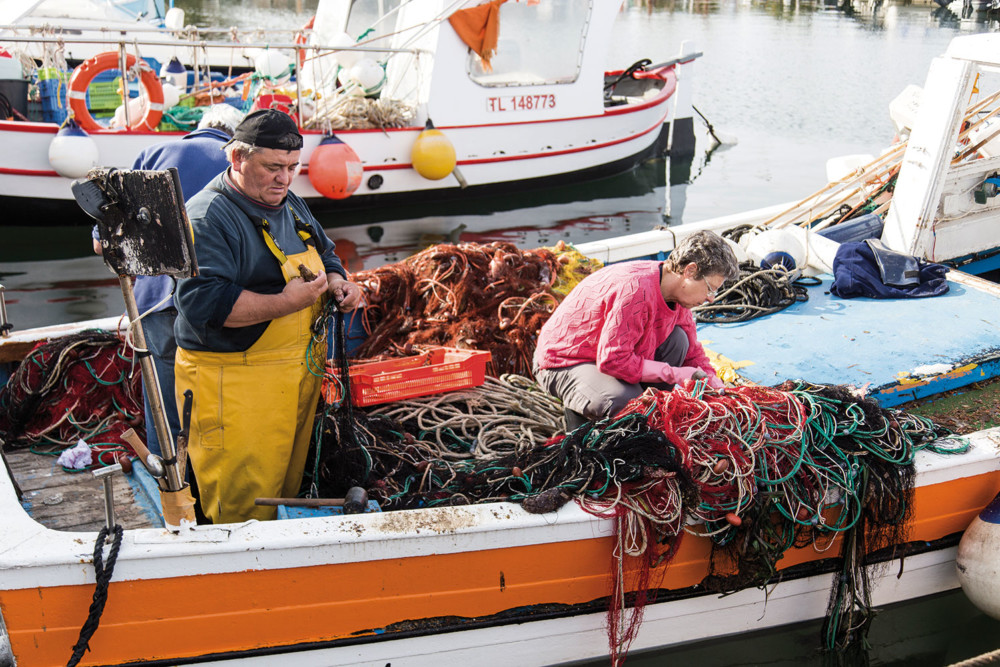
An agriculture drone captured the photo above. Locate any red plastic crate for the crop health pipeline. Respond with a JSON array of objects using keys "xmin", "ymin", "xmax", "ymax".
[{"xmin": 322, "ymin": 347, "xmax": 491, "ymax": 407}]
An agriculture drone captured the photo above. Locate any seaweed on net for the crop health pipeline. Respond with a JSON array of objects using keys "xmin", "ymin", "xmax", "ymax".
[{"xmin": 350, "ymin": 241, "xmax": 569, "ymax": 377}]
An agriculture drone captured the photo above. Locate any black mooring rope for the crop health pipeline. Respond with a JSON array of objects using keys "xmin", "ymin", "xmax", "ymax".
[
  {"xmin": 67, "ymin": 524, "xmax": 124, "ymax": 667},
  {"xmin": 693, "ymin": 262, "xmax": 819, "ymax": 324}
]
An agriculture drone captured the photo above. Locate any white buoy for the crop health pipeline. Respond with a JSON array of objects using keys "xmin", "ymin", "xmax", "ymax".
[
  {"xmin": 745, "ymin": 228, "xmax": 806, "ymax": 270},
  {"xmin": 109, "ymin": 96, "xmax": 149, "ymax": 130},
  {"xmin": 48, "ymin": 121, "xmax": 99, "ymax": 178},
  {"xmin": 330, "ymin": 32, "xmax": 361, "ymax": 70},
  {"xmin": 160, "ymin": 82, "xmax": 181, "ymax": 109},
  {"xmin": 160, "ymin": 56, "xmax": 187, "ymax": 92},
  {"xmin": 957, "ymin": 493, "xmax": 1000, "ymax": 620},
  {"xmin": 724, "ymin": 237, "xmax": 748, "ymax": 264},
  {"xmin": 254, "ymin": 50, "xmax": 292, "ymax": 87},
  {"xmin": 345, "ymin": 58, "xmax": 385, "ymax": 97},
  {"xmin": 164, "ymin": 6, "xmax": 185, "ymax": 31}
]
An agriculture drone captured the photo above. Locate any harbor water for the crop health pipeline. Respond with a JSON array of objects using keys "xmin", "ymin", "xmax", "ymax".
[{"xmin": 2, "ymin": 1, "xmax": 1000, "ymax": 663}]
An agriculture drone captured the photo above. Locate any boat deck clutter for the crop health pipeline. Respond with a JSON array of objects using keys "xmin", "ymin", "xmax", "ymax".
[{"xmin": 0, "ymin": 244, "xmax": 974, "ymax": 663}]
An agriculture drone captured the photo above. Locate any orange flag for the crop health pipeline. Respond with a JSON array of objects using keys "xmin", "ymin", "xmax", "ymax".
[{"xmin": 448, "ymin": 0, "xmax": 508, "ymax": 71}]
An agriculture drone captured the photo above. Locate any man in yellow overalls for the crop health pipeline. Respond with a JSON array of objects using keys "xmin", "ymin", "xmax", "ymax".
[{"xmin": 173, "ymin": 109, "xmax": 361, "ymax": 523}]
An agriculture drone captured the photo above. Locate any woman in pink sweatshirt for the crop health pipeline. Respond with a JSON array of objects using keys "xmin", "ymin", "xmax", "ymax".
[{"xmin": 533, "ymin": 230, "xmax": 739, "ymax": 428}]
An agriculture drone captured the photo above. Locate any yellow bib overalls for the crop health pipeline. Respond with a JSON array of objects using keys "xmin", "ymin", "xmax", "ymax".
[{"xmin": 175, "ymin": 229, "xmax": 326, "ymax": 524}]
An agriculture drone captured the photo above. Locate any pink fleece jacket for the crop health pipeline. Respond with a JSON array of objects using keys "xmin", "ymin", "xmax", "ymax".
[{"xmin": 534, "ymin": 260, "xmax": 713, "ymax": 384}]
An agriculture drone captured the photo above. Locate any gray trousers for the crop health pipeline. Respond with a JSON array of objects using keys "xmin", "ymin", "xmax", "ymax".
[{"xmin": 534, "ymin": 327, "xmax": 689, "ymax": 420}]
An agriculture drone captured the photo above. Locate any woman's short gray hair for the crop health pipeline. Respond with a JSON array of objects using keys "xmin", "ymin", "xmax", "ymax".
[
  {"xmin": 224, "ymin": 140, "xmax": 261, "ymax": 163},
  {"xmin": 664, "ymin": 230, "xmax": 740, "ymax": 281}
]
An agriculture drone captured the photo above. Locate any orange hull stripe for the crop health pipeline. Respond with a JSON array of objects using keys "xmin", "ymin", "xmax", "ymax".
[{"xmin": 4, "ymin": 472, "xmax": 997, "ymax": 666}]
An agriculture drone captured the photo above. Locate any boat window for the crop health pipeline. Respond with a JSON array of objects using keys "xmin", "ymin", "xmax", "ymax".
[
  {"xmin": 466, "ymin": 0, "xmax": 591, "ymax": 88},
  {"xmin": 109, "ymin": 0, "xmax": 166, "ymax": 21},
  {"xmin": 346, "ymin": 0, "xmax": 406, "ymax": 42}
]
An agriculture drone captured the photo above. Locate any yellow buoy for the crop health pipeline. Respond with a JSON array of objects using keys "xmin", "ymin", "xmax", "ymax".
[{"xmin": 411, "ymin": 121, "xmax": 456, "ymax": 181}]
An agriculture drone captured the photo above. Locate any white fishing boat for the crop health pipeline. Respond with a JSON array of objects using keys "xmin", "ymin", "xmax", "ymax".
[
  {"xmin": 681, "ymin": 32, "xmax": 1000, "ymax": 276},
  {"xmin": 3, "ymin": 31, "xmax": 1000, "ymax": 667},
  {"xmin": 1, "ymin": 0, "xmax": 180, "ymax": 54},
  {"xmin": 0, "ymin": 0, "xmax": 699, "ymax": 226}
]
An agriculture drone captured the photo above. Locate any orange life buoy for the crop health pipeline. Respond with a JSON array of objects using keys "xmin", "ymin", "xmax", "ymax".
[
  {"xmin": 295, "ymin": 16, "xmax": 316, "ymax": 69},
  {"xmin": 67, "ymin": 52, "xmax": 164, "ymax": 132}
]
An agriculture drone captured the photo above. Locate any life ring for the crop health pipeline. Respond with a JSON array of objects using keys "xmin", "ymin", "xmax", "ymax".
[
  {"xmin": 67, "ymin": 52, "xmax": 164, "ymax": 132},
  {"xmin": 296, "ymin": 16, "xmax": 316, "ymax": 69}
]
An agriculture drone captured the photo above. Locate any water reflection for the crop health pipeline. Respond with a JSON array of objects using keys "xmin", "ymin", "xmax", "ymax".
[{"xmin": 317, "ymin": 154, "xmax": 674, "ymax": 271}]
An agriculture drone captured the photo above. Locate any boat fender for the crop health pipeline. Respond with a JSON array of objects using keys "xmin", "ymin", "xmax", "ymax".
[
  {"xmin": 164, "ymin": 6, "xmax": 185, "ymax": 31},
  {"xmin": 761, "ymin": 251, "xmax": 796, "ymax": 271},
  {"xmin": 110, "ymin": 96, "xmax": 149, "ymax": 130},
  {"xmin": 160, "ymin": 82, "xmax": 181, "ymax": 110},
  {"xmin": 160, "ymin": 56, "xmax": 187, "ymax": 92},
  {"xmin": 723, "ymin": 238, "xmax": 747, "ymax": 264},
  {"xmin": 308, "ymin": 134, "xmax": 363, "ymax": 199},
  {"xmin": 330, "ymin": 31, "xmax": 362, "ymax": 70},
  {"xmin": 411, "ymin": 121, "xmax": 457, "ymax": 181},
  {"xmin": 342, "ymin": 57, "xmax": 386, "ymax": 98},
  {"xmin": 48, "ymin": 120, "xmax": 99, "ymax": 178},
  {"xmin": 745, "ymin": 228, "xmax": 805, "ymax": 270},
  {"xmin": 254, "ymin": 50, "xmax": 293, "ymax": 88},
  {"xmin": 68, "ymin": 52, "xmax": 164, "ymax": 132},
  {"xmin": 956, "ymin": 492, "xmax": 1000, "ymax": 621}
]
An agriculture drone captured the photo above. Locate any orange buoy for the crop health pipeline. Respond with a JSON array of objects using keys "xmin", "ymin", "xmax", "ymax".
[
  {"xmin": 725, "ymin": 512, "xmax": 742, "ymax": 527},
  {"xmin": 67, "ymin": 52, "xmax": 163, "ymax": 132},
  {"xmin": 330, "ymin": 238, "xmax": 361, "ymax": 273},
  {"xmin": 308, "ymin": 135, "xmax": 363, "ymax": 199}
]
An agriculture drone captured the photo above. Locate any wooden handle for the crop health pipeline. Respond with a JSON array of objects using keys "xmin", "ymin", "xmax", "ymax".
[
  {"xmin": 121, "ymin": 427, "xmax": 153, "ymax": 464},
  {"xmin": 175, "ymin": 434, "xmax": 188, "ymax": 481},
  {"xmin": 255, "ymin": 497, "xmax": 346, "ymax": 508}
]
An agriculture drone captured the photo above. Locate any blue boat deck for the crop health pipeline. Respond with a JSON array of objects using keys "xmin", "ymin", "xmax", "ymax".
[{"xmin": 699, "ymin": 271, "xmax": 1000, "ymax": 407}]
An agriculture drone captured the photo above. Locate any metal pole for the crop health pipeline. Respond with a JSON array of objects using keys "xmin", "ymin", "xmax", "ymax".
[
  {"xmin": 118, "ymin": 40, "xmax": 131, "ymax": 128},
  {"xmin": 118, "ymin": 276, "xmax": 182, "ymax": 492},
  {"xmin": 93, "ymin": 463, "xmax": 122, "ymax": 531},
  {"xmin": 0, "ymin": 284, "xmax": 10, "ymax": 338}
]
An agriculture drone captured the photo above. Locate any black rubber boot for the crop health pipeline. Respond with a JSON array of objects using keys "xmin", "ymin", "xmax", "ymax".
[{"xmin": 563, "ymin": 407, "xmax": 587, "ymax": 432}]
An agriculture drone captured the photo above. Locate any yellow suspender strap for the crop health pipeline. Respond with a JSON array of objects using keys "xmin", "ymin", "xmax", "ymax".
[{"xmin": 259, "ymin": 219, "xmax": 289, "ymax": 265}]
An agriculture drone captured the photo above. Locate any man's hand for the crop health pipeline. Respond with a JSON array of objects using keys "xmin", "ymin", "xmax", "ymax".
[
  {"xmin": 328, "ymin": 274, "xmax": 362, "ymax": 312},
  {"xmin": 283, "ymin": 269, "xmax": 328, "ymax": 311}
]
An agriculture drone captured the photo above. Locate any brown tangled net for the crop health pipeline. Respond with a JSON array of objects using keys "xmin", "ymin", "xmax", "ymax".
[{"xmin": 350, "ymin": 241, "xmax": 600, "ymax": 376}]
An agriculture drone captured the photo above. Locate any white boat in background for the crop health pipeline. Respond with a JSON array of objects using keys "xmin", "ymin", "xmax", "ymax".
[
  {"xmin": 0, "ymin": 0, "xmax": 699, "ymax": 226},
  {"xmin": 699, "ymin": 33, "xmax": 1000, "ymax": 276},
  {"xmin": 0, "ymin": 0, "xmax": 258, "ymax": 65}
]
